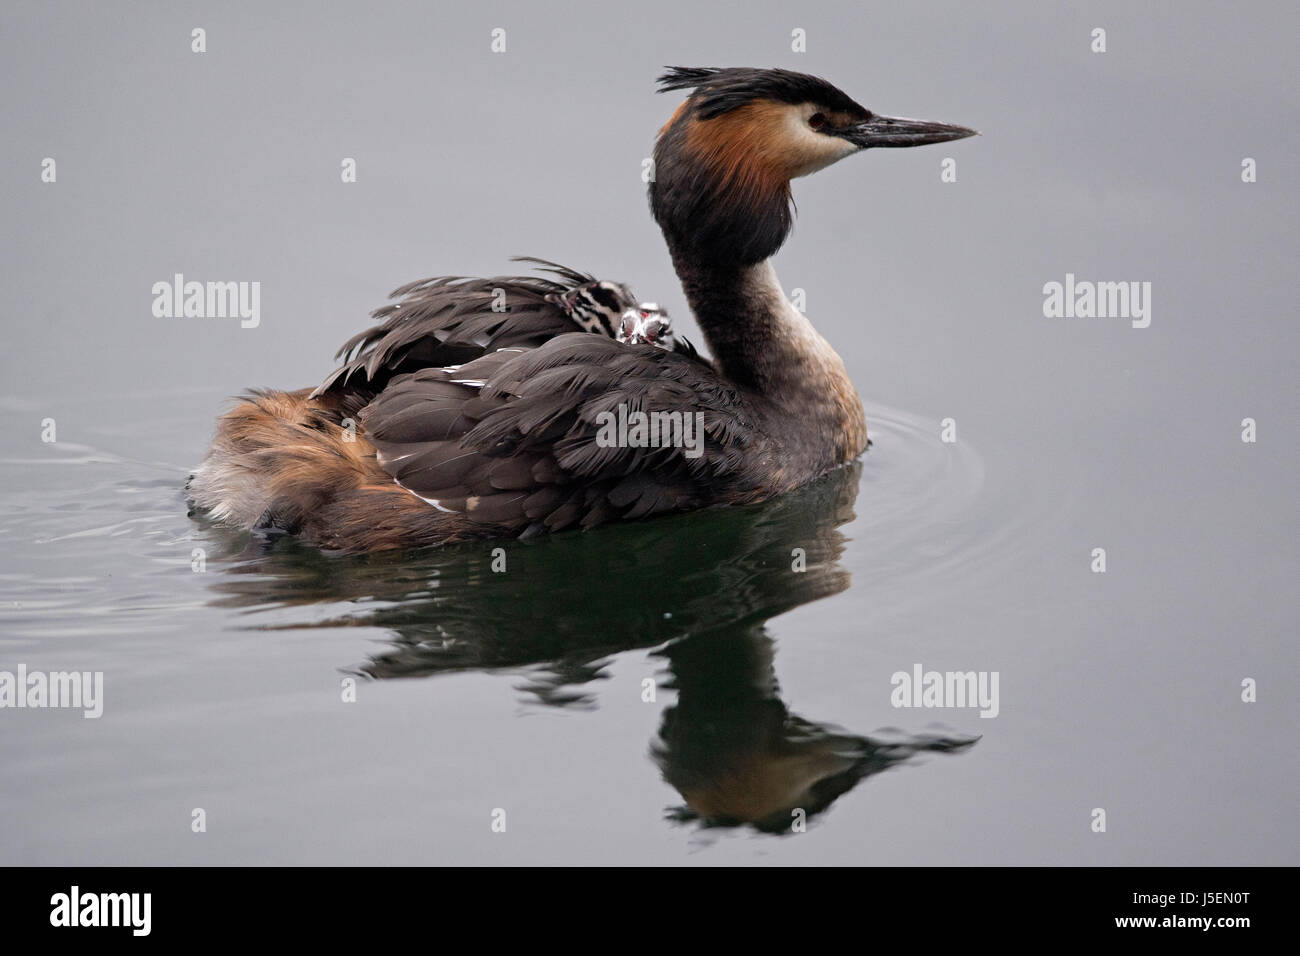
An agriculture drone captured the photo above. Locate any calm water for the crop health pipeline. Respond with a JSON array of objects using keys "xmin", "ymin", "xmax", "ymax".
[
  {"xmin": 1, "ymin": 384, "xmax": 1292, "ymax": 865},
  {"xmin": 2, "ymin": 1, "xmax": 1296, "ymax": 865}
]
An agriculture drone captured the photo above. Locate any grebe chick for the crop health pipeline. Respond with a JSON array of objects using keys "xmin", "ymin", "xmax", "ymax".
[
  {"xmin": 544, "ymin": 275, "xmax": 677, "ymax": 351},
  {"xmin": 188, "ymin": 67, "xmax": 974, "ymax": 552},
  {"xmin": 617, "ymin": 305, "xmax": 675, "ymax": 349},
  {"xmin": 545, "ymin": 277, "xmax": 637, "ymax": 337}
]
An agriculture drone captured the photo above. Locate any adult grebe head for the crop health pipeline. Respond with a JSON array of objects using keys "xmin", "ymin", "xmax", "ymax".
[{"xmin": 650, "ymin": 66, "xmax": 977, "ymax": 266}]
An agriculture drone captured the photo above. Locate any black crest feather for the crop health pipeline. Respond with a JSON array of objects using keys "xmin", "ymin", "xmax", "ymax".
[{"xmin": 656, "ymin": 66, "xmax": 869, "ymax": 120}]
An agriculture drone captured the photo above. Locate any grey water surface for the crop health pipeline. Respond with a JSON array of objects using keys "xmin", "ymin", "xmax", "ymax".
[{"xmin": 0, "ymin": 1, "xmax": 1296, "ymax": 864}]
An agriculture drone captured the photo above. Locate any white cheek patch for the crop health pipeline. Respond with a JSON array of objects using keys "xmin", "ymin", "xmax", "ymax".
[{"xmin": 781, "ymin": 105, "xmax": 859, "ymax": 178}]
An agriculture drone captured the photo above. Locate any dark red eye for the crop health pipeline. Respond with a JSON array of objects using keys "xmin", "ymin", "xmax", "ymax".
[
  {"xmin": 809, "ymin": 112, "xmax": 827, "ymax": 131},
  {"xmin": 640, "ymin": 310, "xmax": 650, "ymax": 317}
]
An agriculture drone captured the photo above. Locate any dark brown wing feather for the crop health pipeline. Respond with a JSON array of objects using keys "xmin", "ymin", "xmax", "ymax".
[
  {"xmin": 297, "ymin": 260, "xmax": 763, "ymax": 543},
  {"xmin": 313, "ymin": 261, "xmax": 603, "ymax": 397},
  {"xmin": 359, "ymin": 334, "xmax": 766, "ymax": 537}
]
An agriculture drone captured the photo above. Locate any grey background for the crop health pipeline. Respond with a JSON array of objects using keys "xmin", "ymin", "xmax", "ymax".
[{"xmin": 0, "ymin": 0, "xmax": 1296, "ymax": 864}]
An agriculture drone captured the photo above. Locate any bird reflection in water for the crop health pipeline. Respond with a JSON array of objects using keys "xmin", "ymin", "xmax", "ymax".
[
  {"xmin": 654, "ymin": 631, "xmax": 974, "ymax": 833},
  {"xmin": 199, "ymin": 461, "xmax": 976, "ymax": 832}
]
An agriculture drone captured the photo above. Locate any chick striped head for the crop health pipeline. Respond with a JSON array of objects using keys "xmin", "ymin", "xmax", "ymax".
[{"xmin": 548, "ymin": 281, "xmax": 673, "ymax": 349}]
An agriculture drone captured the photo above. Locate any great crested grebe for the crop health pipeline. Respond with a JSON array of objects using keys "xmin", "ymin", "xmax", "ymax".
[{"xmin": 189, "ymin": 67, "xmax": 975, "ymax": 552}]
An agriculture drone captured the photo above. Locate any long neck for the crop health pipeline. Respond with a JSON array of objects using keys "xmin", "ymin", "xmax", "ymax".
[
  {"xmin": 668, "ymin": 242, "xmax": 868, "ymax": 466},
  {"xmin": 649, "ymin": 111, "xmax": 867, "ymax": 468}
]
